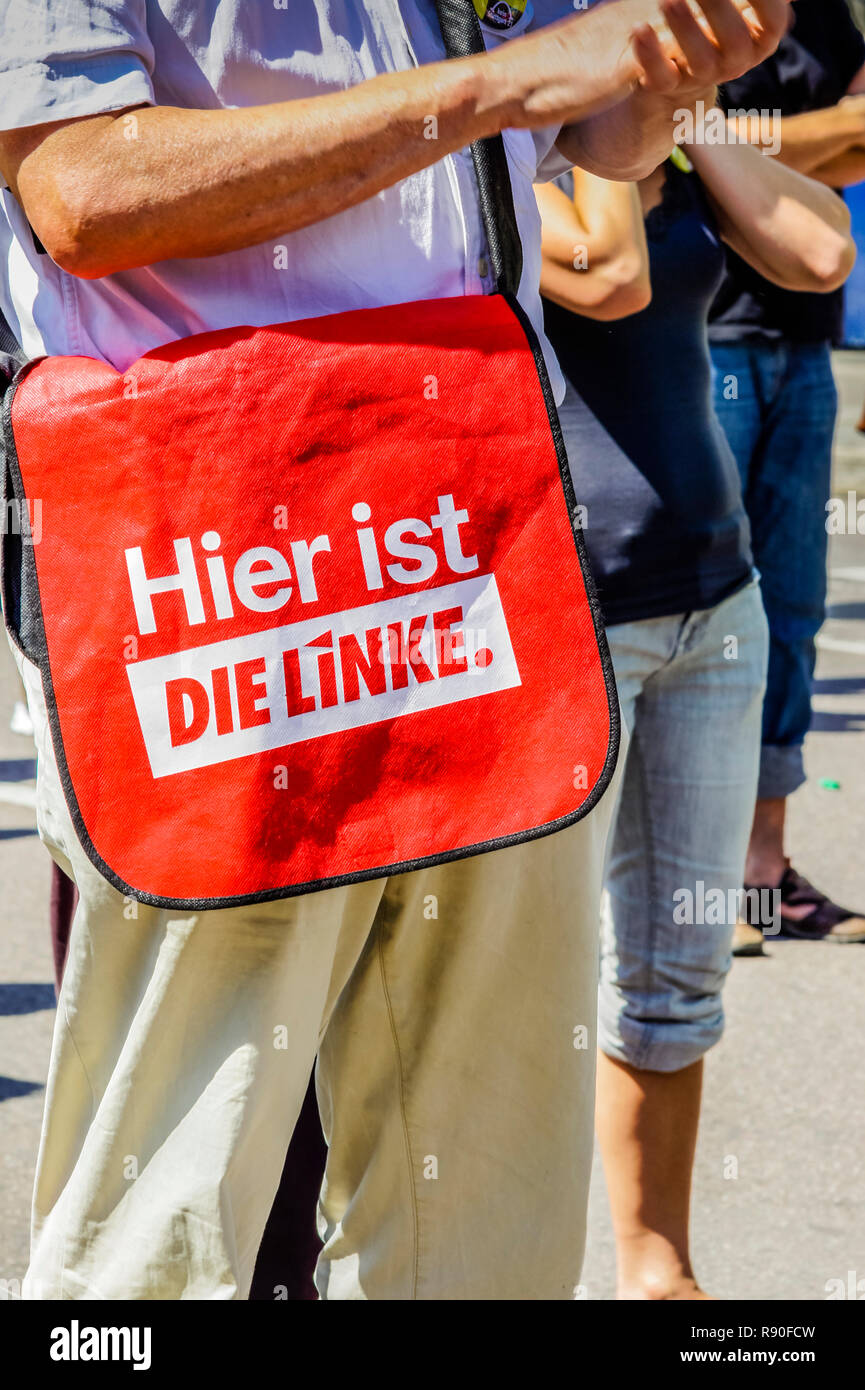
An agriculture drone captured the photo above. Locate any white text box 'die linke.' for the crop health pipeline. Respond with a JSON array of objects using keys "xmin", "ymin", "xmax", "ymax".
[{"xmin": 125, "ymin": 574, "xmax": 521, "ymax": 778}]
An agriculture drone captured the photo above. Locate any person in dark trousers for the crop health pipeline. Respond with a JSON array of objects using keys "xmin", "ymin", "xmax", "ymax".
[{"xmin": 710, "ymin": 0, "xmax": 865, "ymax": 952}]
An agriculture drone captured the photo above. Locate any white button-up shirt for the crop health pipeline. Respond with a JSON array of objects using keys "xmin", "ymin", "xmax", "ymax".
[{"xmin": 0, "ymin": 0, "xmax": 583, "ymax": 399}]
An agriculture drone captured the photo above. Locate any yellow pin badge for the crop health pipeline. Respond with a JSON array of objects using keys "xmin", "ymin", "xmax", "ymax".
[{"xmin": 473, "ymin": 0, "xmax": 534, "ymax": 37}]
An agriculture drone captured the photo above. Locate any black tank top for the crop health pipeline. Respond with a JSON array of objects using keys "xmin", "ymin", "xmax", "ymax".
[{"xmin": 543, "ymin": 162, "xmax": 753, "ymax": 626}]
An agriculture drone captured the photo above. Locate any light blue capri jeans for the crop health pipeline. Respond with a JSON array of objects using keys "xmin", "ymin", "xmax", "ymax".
[{"xmin": 599, "ymin": 576, "xmax": 769, "ymax": 1073}]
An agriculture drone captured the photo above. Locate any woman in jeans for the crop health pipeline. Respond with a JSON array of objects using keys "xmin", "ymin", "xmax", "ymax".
[{"xmin": 536, "ymin": 118, "xmax": 854, "ymax": 1299}]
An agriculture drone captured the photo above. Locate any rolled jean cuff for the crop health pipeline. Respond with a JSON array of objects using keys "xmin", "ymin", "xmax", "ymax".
[
  {"xmin": 598, "ymin": 1006, "xmax": 727, "ymax": 1074},
  {"xmin": 757, "ymin": 743, "xmax": 806, "ymax": 800}
]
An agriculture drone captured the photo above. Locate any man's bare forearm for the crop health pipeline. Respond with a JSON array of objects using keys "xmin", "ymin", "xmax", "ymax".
[
  {"xmin": 6, "ymin": 62, "xmax": 518, "ymax": 278},
  {"xmin": 0, "ymin": 0, "xmax": 792, "ymax": 277},
  {"xmin": 808, "ymin": 148, "xmax": 865, "ymax": 189},
  {"xmin": 2, "ymin": 5, "xmax": 650, "ymax": 279},
  {"xmin": 731, "ymin": 103, "xmax": 865, "ymax": 176}
]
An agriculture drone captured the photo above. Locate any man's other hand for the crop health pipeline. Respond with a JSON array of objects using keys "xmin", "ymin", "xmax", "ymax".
[{"xmin": 494, "ymin": 0, "xmax": 791, "ymax": 131}]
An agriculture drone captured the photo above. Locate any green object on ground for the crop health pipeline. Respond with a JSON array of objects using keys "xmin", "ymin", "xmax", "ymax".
[{"xmin": 819, "ymin": 778, "xmax": 841, "ymax": 790}]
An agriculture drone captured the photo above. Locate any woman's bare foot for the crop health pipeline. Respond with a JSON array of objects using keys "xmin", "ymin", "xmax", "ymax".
[{"xmin": 617, "ymin": 1274, "xmax": 717, "ymax": 1300}]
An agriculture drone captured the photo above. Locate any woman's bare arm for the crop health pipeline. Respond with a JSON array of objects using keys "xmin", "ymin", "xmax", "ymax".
[
  {"xmin": 536, "ymin": 172, "xmax": 650, "ymax": 319},
  {"xmin": 685, "ymin": 123, "xmax": 856, "ymax": 292}
]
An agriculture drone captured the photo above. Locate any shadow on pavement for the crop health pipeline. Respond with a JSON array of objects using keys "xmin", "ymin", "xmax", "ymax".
[
  {"xmin": 813, "ymin": 676, "xmax": 865, "ymax": 695},
  {"xmin": 0, "ymin": 1076, "xmax": 43, "ymax": 1101},
  {"xmin": 827, "ymin": 602, "xmax": 865, "ymax": 622},
  {"xmin": 0, "ymin": 983, "xmax": 55, "ymax": 1016},
  {"xmin": 809, "ymin": 711, "xmax": 865, "ymax": 733},
  {"xmin": 0, "ymin": 758, "xmax": 36, "ymax": 781}
]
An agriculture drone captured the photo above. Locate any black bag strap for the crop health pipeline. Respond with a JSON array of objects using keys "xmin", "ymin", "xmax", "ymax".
[
  {"xmin": 433, "ymin": 0, "xmax": 524, "ymax": 296},
  {"xmin": 0, "ymin": 307, "xmax": 25, "ymax": 385},
  {"xmin": 0, "ymin": 308, "xmax": 24, "ymax": 356}
]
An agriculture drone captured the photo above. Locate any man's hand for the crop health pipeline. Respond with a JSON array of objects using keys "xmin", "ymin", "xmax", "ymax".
[
  {"xmin": 491, "ymin": 0, "xmax": 791, "ymax": 133},
  {"xmin": 634, "ymin": 0, "xmax": 790, "ymax": 100},
  {"xmin": 554, "ymin": 0, "xmax": 791, "ymax": 183}
]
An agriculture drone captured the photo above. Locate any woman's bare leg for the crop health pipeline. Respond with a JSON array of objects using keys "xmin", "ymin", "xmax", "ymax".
[{"xmin": 596, "ymin": 1052, "xmax": 713, "ymax": 1301}]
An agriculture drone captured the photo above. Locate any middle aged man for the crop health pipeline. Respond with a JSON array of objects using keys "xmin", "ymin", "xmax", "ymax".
[{"xmin": 0, "ymin": 0, "xmax": 790, "ymax": 1300}]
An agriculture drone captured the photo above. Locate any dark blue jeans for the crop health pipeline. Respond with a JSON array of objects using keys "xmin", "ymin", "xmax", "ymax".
[{"xmin": 710, "ymin": 340, "xmax": 837, "ymax": 799}]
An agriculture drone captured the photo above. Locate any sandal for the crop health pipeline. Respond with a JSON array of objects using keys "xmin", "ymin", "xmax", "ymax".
[
  {"xmin": 732, "ymin": 920, "xmax": 765, "ymax": 957},
  {"xmin": 744, "ymin": 864, "xmax": 865, "ymax": 943}
]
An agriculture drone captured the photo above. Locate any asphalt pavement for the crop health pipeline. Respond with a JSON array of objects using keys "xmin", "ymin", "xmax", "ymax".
[{"xmin": 1, "ymin": 356, "xmax": 864, "ymax": 1299}]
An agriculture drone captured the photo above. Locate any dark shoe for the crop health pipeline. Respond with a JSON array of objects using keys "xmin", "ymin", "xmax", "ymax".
[{"xmin": 744, "ymin": 863, "xmax": 865, "ymax": 943}]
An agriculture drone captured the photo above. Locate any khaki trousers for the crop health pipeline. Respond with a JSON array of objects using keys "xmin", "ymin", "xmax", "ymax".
[{"xmin": 13, "ymin": 642, "xmax": 617, "ymax": 1300}]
